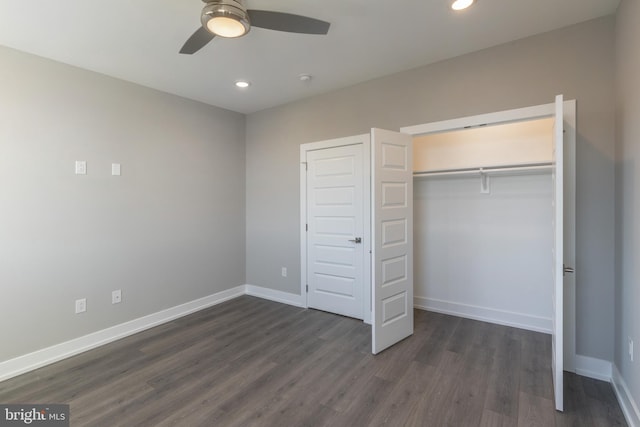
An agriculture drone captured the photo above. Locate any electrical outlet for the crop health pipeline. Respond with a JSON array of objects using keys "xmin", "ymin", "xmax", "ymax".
[
  {"xmin": 75, "ymin": 298, "xmax": 86, "ymax": 314},
  {"xmin": 112, "ymin": 289, "xmax": 122, "ymax": 304},
  {"xmin": 629, "ymin": 337, "xmax": 634, "ymax": 362},
  {"xmin": 281, "ymin": 267, "xmax": 287, "ymax": 277},
  {"xmin": 75, "ymin": 161, "xmax": 87, "ymax": 175}
]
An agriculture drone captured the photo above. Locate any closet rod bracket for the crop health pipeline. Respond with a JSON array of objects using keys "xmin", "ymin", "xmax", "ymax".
[{"xmin": 480, "ymin": 168, "xmax": 490, "ymax": 194}]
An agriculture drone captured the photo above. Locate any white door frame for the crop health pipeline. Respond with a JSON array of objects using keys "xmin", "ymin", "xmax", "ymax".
[
  {"xmin": 401, "ymin": 99, "xmax": 577, "ymax": 372},
  {"xmin": 300, "ymin": 134, "xmax": 372, "ymax": 324}
]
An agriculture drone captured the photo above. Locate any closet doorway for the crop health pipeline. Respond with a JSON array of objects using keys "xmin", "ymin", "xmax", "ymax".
[
  {"xmin": 401, "ymin": 95, "xmax": 576, "ymax": 411},
  {"xmin": 412, "ymin": 118, "xmax": 556, "ymax": 332}
]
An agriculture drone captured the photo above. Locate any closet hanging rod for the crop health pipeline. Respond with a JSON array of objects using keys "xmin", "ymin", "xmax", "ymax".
[{"xmin": 413, "ymin": 162, "xmax": 553, "ymax": 178}]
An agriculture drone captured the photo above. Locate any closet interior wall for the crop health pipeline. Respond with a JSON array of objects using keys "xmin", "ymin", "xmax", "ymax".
[{"xmin": 412, "ymin": 118, "xmax": 555, "ymax": 333}]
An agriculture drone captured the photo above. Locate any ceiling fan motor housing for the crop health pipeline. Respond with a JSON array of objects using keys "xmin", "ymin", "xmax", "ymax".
[{"xmin": 201, "ymin": 0, "xmax": 251, "ymax": 37}]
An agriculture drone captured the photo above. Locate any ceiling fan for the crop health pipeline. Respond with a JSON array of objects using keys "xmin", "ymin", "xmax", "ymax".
[{"xmin": 180, "ymin": 0, "xmax": 331, "ymax": 55}]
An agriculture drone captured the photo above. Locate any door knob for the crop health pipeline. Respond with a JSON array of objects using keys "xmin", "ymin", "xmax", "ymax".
[{"xmin": 348, "ymin": 237, "xmax": 362, "ymax": 244}]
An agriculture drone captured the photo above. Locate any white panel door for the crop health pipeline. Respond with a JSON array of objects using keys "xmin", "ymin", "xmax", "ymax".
[
  {"xmin": 563, "ymin": 100, "xmax": 577, "ymax": 373},
  {"xmin": 371, "ymin": 128, "xmax": 413, "ymax": 354},
  {"xmin": 306, "ymin": 144, "xmax": 365, "ymax": 319},
  {"xmin": 552, "ymin": 94, "xmax": 564, "ymax": 411}
]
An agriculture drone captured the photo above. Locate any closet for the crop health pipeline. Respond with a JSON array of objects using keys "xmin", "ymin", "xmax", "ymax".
[
  {"xmin": 412, "ymin": 118, "xmax": 555, "ymax": 333},
  {"xmin": 401, "ymin": 95, "xmax": 575, "ymax": 412}
]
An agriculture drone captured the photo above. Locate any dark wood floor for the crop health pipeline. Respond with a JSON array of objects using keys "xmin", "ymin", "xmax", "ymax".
[{"xmin": 0, "ymin": 296, "xmax": 627, "ymax": 426}]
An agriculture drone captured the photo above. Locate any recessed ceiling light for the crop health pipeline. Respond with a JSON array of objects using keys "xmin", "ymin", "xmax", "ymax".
[
  {"xmin": 235, "ymin": 80, "xmax": 250, "ymax": 88},
  {"xmin": 451, "ymin": 0, "xmax": 475, "ymax": 11}
]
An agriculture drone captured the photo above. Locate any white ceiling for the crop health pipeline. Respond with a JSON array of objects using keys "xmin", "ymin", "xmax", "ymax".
[{"xmin": 0, "ymin": 0, "xmax": 619, "ymax": 114}]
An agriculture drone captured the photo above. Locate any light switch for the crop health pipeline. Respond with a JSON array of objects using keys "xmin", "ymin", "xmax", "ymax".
[
  {"xmin": 75, "ymin": 161, "xmax": 87, "ymax": 175},
  {"xmin": 111, "ymin": 163, "xmax": 121, "ymax": 176}
]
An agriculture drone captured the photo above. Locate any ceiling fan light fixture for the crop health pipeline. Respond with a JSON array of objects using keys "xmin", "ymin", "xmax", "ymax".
[
  {"xmin": 202, "ymin": 1, "xmax": 250, "ymax": 38},
  {"xmin": 451, "ymin": 0, "xmax": 475, "ymax": 11}
]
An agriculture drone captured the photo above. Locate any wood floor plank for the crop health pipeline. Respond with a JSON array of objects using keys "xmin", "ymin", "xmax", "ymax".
[
  {"xmin": 319, "ymin": 351, "xmax": 378, "ymax": 413},
  {"xmin": 582, "ymin": 376, "xmax": 628, "ymax": 427},
  {"xmin": 517, "ymin": 391, "xmax": 556, "ymax": 427},
  {"xmin": 368, "ymin": 361, "xmax": 435, "ymax": 426},
  {"xmin": 443, "ymin": 342, "xmax": 495, "ymax": 426},
  {"xmin": 69, "ymin": 379, "xmax": 157, "ymax": 425},
  {"xmin": 132, "ymin": 353, "xmax": 280, "ymax": 427},
  {"xmin": 480, "ymin": 409, "xmax": 518, "ymax": 427},
  {"xmin": 0, "ymin": 296, "xmax": 628, "ymax": 427},
  {"xmin": 413, "ymin": 313, "xmax": 460, "ymax": 367},
  {"xmin": 247, "ymin": 350, "xmax": 365, "ymax": 427},
  {"xmin": 405, "ymin": 371, "xmax": 457, "ymax": 426},
  {"xmin": 556, "ymin": 371, "xmax": 594, "ymax": 427},
  {"xmin": 7, "ymin": 348, "xmax": 151, "ymax": 404},
  {"xmin": 520, "ymin": 329, "xmax": 554, "ymax": 400},
  {"xmin": 221, "ymin": 341, "xmax": 361, "ymax": 427},
  {"xmin": 374, "ymin": 330, "xmax": 426, "ymax": 381},
  {"xmin": 485, "ymin": 336, "xmax": 522, "ymax": 417},
  {"xmin": 446, "ymin": 317, "xmax": 482, "ymax": 354},
  {"xmin": 331, "ymin": 375, "xmax": 393, "ymax": 426}
]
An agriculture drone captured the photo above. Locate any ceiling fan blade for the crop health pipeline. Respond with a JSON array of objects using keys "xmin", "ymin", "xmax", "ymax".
[
  {"xmin": 180, "ymin": 26, "xmax": 215, "ymax": 54},
  {"xmin": 247, "ymin": 10, "xmax": 330, "ymax": 35}
]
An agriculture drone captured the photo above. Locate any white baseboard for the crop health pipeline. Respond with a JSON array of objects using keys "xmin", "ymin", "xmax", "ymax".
[
  {"xmin": 414, "ymin": 296, "xmax": 552, "ymax": 334},
  {"xmin": 245, "ymin": 284, "xmax": 305, "ymax": 308},
  {"xmin": 574, "ymin": 354, "xmax": 612, "ymax": 382},
  {"xmin": 0, "ymin": 285, "xmax": 246, "ymax": 383},
  {"xmin": 612, "ymin": 364, "xmax": 640, "ymax": 427}
]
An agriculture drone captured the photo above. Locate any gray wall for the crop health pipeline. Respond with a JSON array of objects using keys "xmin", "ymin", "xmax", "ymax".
[
  {"xmin": 246, "ymin": 17, "xmax": 616, "ymax": 362},
  {"xmin": 0, "ymin": 46, "xmax": 246, "ymax": 362},
  {"xmin": 615, "ymin": 0, "xmax": 640, "ymax": 411}
]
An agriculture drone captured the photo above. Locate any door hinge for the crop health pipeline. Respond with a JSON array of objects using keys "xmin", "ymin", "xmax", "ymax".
[
  {"xmin": 306, "ymin": 223, "xmax": 308, "ymax": 232},
  {"xmin": 306, "ymin": 284, "xmax": 309, "ymax": 293},
  {"xmin": 302, "ymin": 161, "xmax": 308, "ymax": 171},
  {"xmin": 563, "ymin": 264, "xmax": 575, "ymax": 276}
]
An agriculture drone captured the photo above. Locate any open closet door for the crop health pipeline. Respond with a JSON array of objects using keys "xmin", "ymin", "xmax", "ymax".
[
  {"xmin": 552, "ymin": 94, "xmax": 564, "ymax": 411},
  {"xmin": 371, "ymin": 128, "xmax": 414, "ymax": 354}
]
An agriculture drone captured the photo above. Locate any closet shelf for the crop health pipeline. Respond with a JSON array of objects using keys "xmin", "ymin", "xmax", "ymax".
[{"xmin": 413, "ymin": 162, "xmax": 553, "ymax": 178}]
